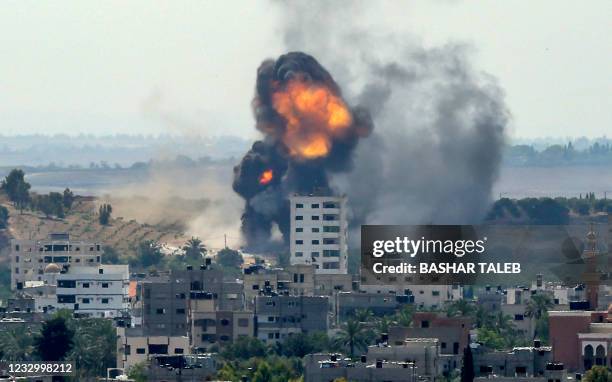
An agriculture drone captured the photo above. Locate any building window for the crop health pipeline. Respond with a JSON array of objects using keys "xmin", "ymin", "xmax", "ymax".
[
  {"xmin": 311, "ymin": 215, "xmax": 320, "ymax": 220},
  {"xmin": 82, "ymin": 298, "xmax": 90, "ymax": 304},
  {"xmin": 296, "ymin": 227, "xmax": 303, "ymax": 232},
  {"xmin": 311, "ymin": 240, "xmax": 319, "ymax": 245},
  {"xmin": 514, "ymin": 314, "xmax": 524, "ymax": 321},
  {"xmin": 311, "ymin": 251, "xmax": 319, "ymax": 257},
  {"xmin": 311, "ymin": 227, "xmax": 320, "ymax": 233},
  {"xmin": 58, "ymin": 280, "xmax": 76, "ymax": 288},
  {"xmin": 323, "ymin": 250, "xmax": 340, "ymax": 257},
  {"xmin": 296, "ymin": 203, "xmax": 303, "ymax": 208},
  {"xmin": 295, "ymin": 252, "xmax": 303, "ymax": 257},
  {"xmin": 82, "ymin": 282, "xmax": 89, "ymax": 288},
  {"xmin": 176, "ymin": 308, "xmax": 185, "ymax": 314},
  {"xmin": 136, "ymin": 348, "xmax": 146, "ymax": 354},
  {"xmin": 238, "ymin": 318, "xmax": 249, "ymax": 327},
  {"xmin": 156, "ymin": 308, "xmax": 165, "ymax": 314},
  {"xmin": 311, "ymin": 203, "xmax": 319, "ymax": 208},
  {"xmin": 221, "ymin": 319, "xmax": 230, "ymax": 326},
  {"xmin": 322, "ymin": 262, "xmax": 340, "ymax": 269},
  {"xmin": 323, "ymin": 202, "xmax": 338, "ymax": 208},
  {"xmin": 295, "ymin": 216, "xmax": 303, "ymax": 221},
  {"xmin": 174, "ymin": 348, "xmax": 184, "ymax": 354},
  {"xmin": 299, "ymin": 274, "xmax": 305, "ymax": 283},
  {"xmin": 323, "ymin": 238, "xmax": 338, "ymax": 245},
  {"xmin": 101, "ymin": 283, "xmax": 109, "ymax": 288},
  {"xmin": 295, "ymin": 240, "xmax": 303, "ymax": 245},
  {"xmin": 101, "ymin": 298, "xmax": 109, "ymax": 304},
  {"xmin": 15, "ymin": 245, "xmax": 20, "ymax": 252},
  {"xmin": 432, "ymin": 291, "xmax": 440, "ymax": 296}
]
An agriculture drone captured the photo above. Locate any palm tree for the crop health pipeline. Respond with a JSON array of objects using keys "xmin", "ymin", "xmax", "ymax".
[
  {"xmin": 183, "ymin": 236, "xmax": 207, "ymax": 259},
  {"xmin": 375, "ymin": 316, "xmax": 392, "ymax": 335},
  {"xmin": 492, "ymin": 311, "xmax": 515, "ymax": 334},
  {"xmin": 525, "ymin": 294, "xmax": 554, "ymax": 339},
  {"xmin": 445, "ymin": 299, "xmax": 475, "ymax": 317},
  {"xmin": 525, "ymin": 294, "xmax": 553, "ymax": 321},
  {"xmin": 354, "ymin": 308, "xmax": 374, "ymax": 323},
  {"xmin": 334, "ymin": 319, "xmax": 369, "ymax": 358},
  {"xmin": 395, "ymin": 305, "xmax": 414, "ymax": 327},
  {"xmin": 0, "ymin": 328, "xmax": 34, "ymax": 361},
  {"xmin": 474, "ymin": 305, "xmax": 492, "ymax": 329}
]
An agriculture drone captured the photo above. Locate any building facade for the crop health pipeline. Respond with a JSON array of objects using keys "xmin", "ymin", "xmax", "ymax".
[
  {"xmin": 10, "ymin": 233, "xmax": 103, "ymax": 290},
  {"xmin": 289, "ymin": 195, "xmax": 348, "ymax": 274}
]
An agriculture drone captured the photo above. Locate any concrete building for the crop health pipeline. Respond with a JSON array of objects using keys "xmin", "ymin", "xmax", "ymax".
[
  {"xmin": 367, "ymin": 338, "xmax": 443, "ymax": 377},
  {"xmin": 190, "ymin": 298, "xmax": 254, "ymax": 351},
  {"xmin": 472, "ymin": 341, "xmax": 553, "ymax": 378},
  {"xmin": 53, "ymin": 264, "xmax": 129, "ymax": 318},
  {"xmin": 388, "ymin": 312, "xmax": 471, "ymax": 359},
  {"xmin": 254, "ymin": 295, "xmax": 328, "ymax": 343},
  {"xmin": 304, "ymin": 353, "xmax": 434, "ymax": 382},
  {"xmin": 116, "ymin": 327, "xmax": 190, "ymax": 369},
  {"xmin": 244, "ymin": 263, "xmax": 354, "ymax": 309},
  {"xmin": 335, "ymin": 292, "xmax": 412, "ymax": 322},
  {"xmin": 289, "ymin": 194, "xmax": 348, "ymax": 274},
  {"xmin": 360, "ymin": 284, "xmax": 463, "ymax": 310},
  {"xmin": 548, "ymin": 310, "xmax": 609, "ymax": 371},
  {"xmin": 139, "ymin": 267, "xmax": 245, "ymax": 337},
  {"xmin": 10, "ymin": 233, "xmax": 103, "ymax": 290}
]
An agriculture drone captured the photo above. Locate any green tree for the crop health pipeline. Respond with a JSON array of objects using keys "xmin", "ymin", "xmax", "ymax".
[
  {"xmin": 525, "ymin": 294, "xmax": 553, "ymax": 339},
  {"xmin": 0, "ymin": 328, "xmax": 34, "ymax": 361},
  {"xmin": 395, "ymin": 305, "xmax": 415, "ymax": 327},
  {"xmin": 69, "ymin": 318, "xmax": 116, "ymax": 378},
  {"xmin": 132, "ymin": 240, "xmax": 164, "ymax": 269},
  {"xmin": 252, "ymin": 361, "xmax": 273, "ymax": 382},
  {"xmin": 34, "ymin": 316, "xmax": 74, "ymax": 361},
  {"xmin": 102, "ymin": 245, "xmax": 122, "ymax": 264},
  {"xmin": 127, "ymin": 361, "xmax": 148, "ymax": 382},
  {"xmin": 275, "ymin": 332, "xmax": 330, "ymax": 358},
  {"xmin": 583, "ymin": 365, "xmax": 612, "ymax": 382},
  {"xmin": 354, "ymin": 308, "xmax": 374, "ymax": 323},
  {"xmin": 1, "ymin": 169, "xmax": 31, "ymax": 212},
  {"xmin": 0, "ymin": 205, "xmax": 9, "ymax": 229},
  {"xmin": 220, "ymin": 336, "xmax": 267, "ymax": 360},
  {"xmin": 62, "ymin": 188, "xmax": 75, "ymax": 210},
  {"xmin": 99, "ymin": 203, "xmax": 113, "ymax": 225},
  {"xmin": 375, "ymin": 316, "xmax": 392, "ymax": 335},
  {"xmin": 446, "ymin": 299, "xmax": 475, "ymax": 317},
  {"xmin": 334, "ymin": 318, "xmax": 369, "ymax": 358},
  {"xmin": 183, "ymin": 236, "xmax": 207, "ymax": 260},
  {"xmin": 217, "ymin": 247, "xmax": 243, "ymax": 268}
]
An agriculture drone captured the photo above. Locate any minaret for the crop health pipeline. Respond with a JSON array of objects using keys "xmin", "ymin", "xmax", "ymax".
[{"xmin": 582, "ymin": 223, "xmax": 600, "ymax": 310}]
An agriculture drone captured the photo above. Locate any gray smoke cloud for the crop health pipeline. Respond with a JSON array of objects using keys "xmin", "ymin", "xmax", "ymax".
[{"xmin": 277, "ymin": 2, "xmax": 509, "ymax": 241}]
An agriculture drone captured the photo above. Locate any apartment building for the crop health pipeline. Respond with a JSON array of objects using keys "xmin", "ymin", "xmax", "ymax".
[
  {"xmin": 10, "ymin": 233, "xmax": 103, "ymax": 290},
  {"xmin": 190, "ymin": 298, "xmax": 254, "ymax": 351},
  {"xmin": 254, "ymin": 295, "xmax": 328, "ymax": 343},
  {"xmin": 54, "ymin": 264, "xmax": 129, "ymax": 318},
  {"xmin": 116, "ymin": 326, "xmax": 190, "ymax": 369},
  {"xmin": 289, "ymin": 194, "xmax": 348, "ymax": 274}
]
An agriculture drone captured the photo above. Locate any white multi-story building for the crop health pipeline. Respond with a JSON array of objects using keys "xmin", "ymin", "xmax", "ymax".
[
  {"xmin": 289, "ymin": 194, "xmax": 348, "ymax": 274},
  {"xmin": 37, "ymin": 264, "xmax": 130, "ymax": 318},
  {"xmin": 10, "ymin": 233, "xmax": 103, "ymax": 290}
]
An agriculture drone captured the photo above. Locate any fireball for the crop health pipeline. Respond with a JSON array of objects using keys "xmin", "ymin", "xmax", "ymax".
[
  {"xmin": 259, "ymin": 169, "xmax": 274, "ymax": 185},
  {"xmin": 271, "ymin": 77, "xmax": 352, "ymax": 160}
]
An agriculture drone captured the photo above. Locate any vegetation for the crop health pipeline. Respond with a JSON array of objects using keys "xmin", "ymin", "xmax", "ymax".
[
  {"xmin": 98, "ymin": 203, "xmax": 113, "ymax": 225},
  {"xmin": 217, "ymin": 247, "xmax": 244, "ymax": 268},
  {"xmin": 34, "ymin": 315, "xmax": 74, "ymax": 361},
  {"xmin": 1, "ymin": 169, "xmax": 31, "ymax": 212},
  {"xmin": 0, "ymin": 205, "xmax": 8, "ymax": 228},
  {"xmin": 460, "ymin": 345, "xmax": 474, "ymax": 382},
  {"xmin": 487, "ymin": 196, "xmax": 612, "ymax": 224},
  {"xmin": 334, "ymin": 318, "xmax": 370, "ymax": 358},
  {"xmin": 525, "ymin": 294, "xmax": 554, "ymax": 342},
  {"xmin": 583, "ymin": 365, "xmax": 612, "ymax": 382}
]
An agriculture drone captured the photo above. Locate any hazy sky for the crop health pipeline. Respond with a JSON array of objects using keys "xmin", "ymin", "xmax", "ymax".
[{"xmin": 1, "ymin": 1, "xmax": 610, "ymax": 139}]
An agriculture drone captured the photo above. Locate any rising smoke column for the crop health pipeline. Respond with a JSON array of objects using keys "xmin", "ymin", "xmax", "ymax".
[{"xmin": 233, "ymin": 52, "xmax": 373, "ymax": 250}]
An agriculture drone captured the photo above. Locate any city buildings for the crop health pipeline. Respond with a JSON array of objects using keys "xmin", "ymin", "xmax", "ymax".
[{"xmin": 10, "ymin": 233, "xmax": 103, "ymax": 290}]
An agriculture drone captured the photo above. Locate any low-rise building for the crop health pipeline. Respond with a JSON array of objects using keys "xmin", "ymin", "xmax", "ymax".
[
  {"xmin": 116, "ymin": 327, "xmax": 190, "ymax": 370},
  {"xmin": 254, "ymin": 295, "xmax": 328, "ymax": 343}
]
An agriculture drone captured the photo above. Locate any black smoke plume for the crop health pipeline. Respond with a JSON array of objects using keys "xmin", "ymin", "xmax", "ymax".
[{"xmin": 233, "ymin": 52, "xmax": 373, "ymax": 250}]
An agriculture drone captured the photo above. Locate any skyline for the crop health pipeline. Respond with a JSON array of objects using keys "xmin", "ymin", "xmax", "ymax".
[{"xmin": 1, "ymin": 1, "xmax": 610, "ymax": 139}]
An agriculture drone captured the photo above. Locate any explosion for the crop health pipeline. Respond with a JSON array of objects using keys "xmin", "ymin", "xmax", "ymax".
[
  {"xmin": 271, "ymin": 76, "xmax": 353, "ymax": 160},
  {"xmin": 258, "ymin": 169, "xmax": 274, "ymax": 185},
  {"xmin": 233, "ymin": 52, "xmax": 374, "ymax": 250}
]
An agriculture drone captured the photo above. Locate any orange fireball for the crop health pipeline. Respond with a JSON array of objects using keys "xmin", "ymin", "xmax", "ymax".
[
  {"xmin": 271, "ymin": 77, "xmax": 352, "ymax": 160},
  {"xmin": 259, "ymin": 169, "xmax": 273, "ymax": 185}
]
